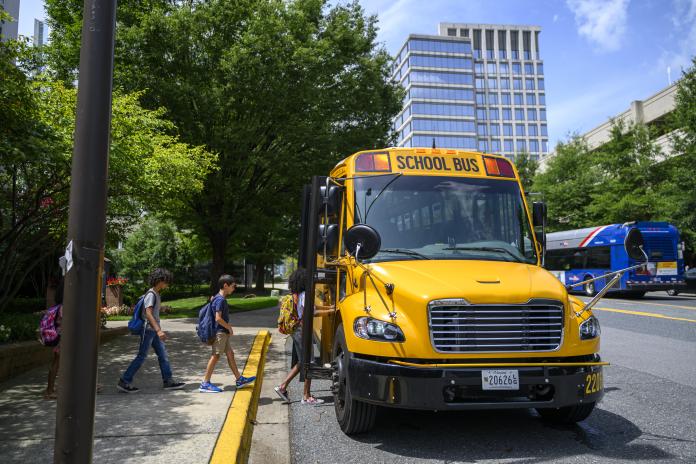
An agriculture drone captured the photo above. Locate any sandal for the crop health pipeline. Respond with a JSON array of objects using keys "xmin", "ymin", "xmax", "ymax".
[
  {"xmin": 274, "ymin": 386, "xmax": 290, "ymax": 402},
  {"xmin": 301, "ymin": 396, "xmax": 325, "ymax": 405}
]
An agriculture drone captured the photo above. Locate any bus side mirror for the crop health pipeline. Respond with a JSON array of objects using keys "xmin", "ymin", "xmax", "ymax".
[
  {"xmin": 320, "ymin": 185, "xmax": 343, "ymax": 217},
  {"xmin": 625, "ymin": 228, "xmax": 646, "ymax": 261},
  {"xmin": 532, "ymin": 201, "xmax": 546, "ymax": 228},
  {"xmin": 317, "ymin": 224, "xmax": 339, "ymax": 256},
  {"xmin": 344, "ymin": 224, "xmax": 381, "ymax": 261}
]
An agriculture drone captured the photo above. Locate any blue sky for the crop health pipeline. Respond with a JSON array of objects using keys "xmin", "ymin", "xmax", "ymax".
[{"xmin": 15, "ymin": 0, "xmax": 696, "ymax": 149}]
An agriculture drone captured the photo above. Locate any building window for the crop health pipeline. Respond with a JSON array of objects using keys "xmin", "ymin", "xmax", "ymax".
[
  {"xmin": 410, "ymin": 39, "xmax": 472, "ymax": 54},
  {"xmin": 489, "ymin": 108, "xmax": 500, "ymax": 120},
  {"xmin": 542, "ymin": 140, "xmax": 548, "ymax": 152},
  {"xmin": 447, "ymin": 28, "xmax": 457, "ymax": 36},
  {"xmin": 460, "ymin": 28, "xmax": 469, "ymax": 37},
  {"xmin": 526, "ymin": 93, "xmax": 536, "ymax": 105},
  {"xmin": 501, "ymin": 93, "xmax": 511, "ymax": 105},
  {"xmin": 478, "ymin": 140, "xmax": 489, "ymax": 151},
  {"xmin": 409, "ymin": 87, "xmax": 474, "ymax": 101},
  {"xmin": 413, "ymin": 135, "xmax": 477, "ymax": 149},
  {"xmin": 510, "ymin": 30, "xmax": 519, "ymax": 59},
  {"xmin": 525, "ymin": 78, "xmax": 535, "ymax": 90},
  {"xmin": 515, "ymin": 108, "xmax": 525, "ymax": 120},
  {"xmin": 529, "ymin": 140, "xmax": 539, "ymax": 152},
  {"xmin": 487, "ymin": 62, "xmax": 497, "ymax": 74},
  {"xmin": 512, "ymin": 63, "xmax": 522, "ymax": 75},
  {"xmin": 538, "ymin": 78, "xmax": 545, "ymax": 90},
  {"xmin": 503, "ymin": 123, "xmax": 513, "ymax": 136},
  {"xmin": 517, "ymin": 140, "xmax": 527, "ymax": 152},
  {"xmin": 486, "ymin": 49, "xmax": 494, "ymax": 59},
  {"xmin": 490, "ymin": 124, "xmax": 500, "ymax": 136},
  {"xmin": 476, "ymin": 78, "xmax": 485, "ymax": 88},
  {"xmin": 540, "ymin": 124, "xmax": 548, "ymax": 136},
  {"xmin": 515, "ymin": 123, "xmax": 526, "ymax": 135},
  {"xmin": 540, "ymin": 109, "xmax": 547, "ymax": 121},
  {"xmin": 504, "ymin": 139, "xmax": 514, "ymax": 152},
  {"xmin": 412, "ymin": 119, "xmax": 476, "ymax": 132},
  {"xmin": 528, "ymin": 124, "xmax": 538, "ymax": 136},
  {"xmin": 410, "ymin": 55, "xmax": 473, "ymax": 69},
  {"xmin": 488, "ymin": 93, "xmax": 498, "ymax": 104},
  {"xmin": 409, "ymin": 71, "xmax": 474, "ymax": 85},
  {"xmin": 412, "ymin": 103, "xmax": 475, "ymax": 117},
  {"xmin": 513, "ymin": 78, "xmax": 522, "ymax": 90},
  {"xmin": 500, "ymin": 78, "xmax": 510, "ymax": 89},
  {"xmin": 476, "ymin": 92, "xmax": 485, "ymax": 104},
  {"xmin": 537, "ymin": 63, "xmax": 544, "ymax": 74},
  {"xmin": 487, "ymin": 78, "xmax": 497, "ymax": 89},
  {"xmin": 524, "ymin": 63, "xmax": 534, "ymax": 74},
  {"xmin": 499, "ymin": 63, "xmax": 509, "ymax": 74},
  {"xmin": 475, "ymin": 61, "xmax": 484, "ymax": 73},
  {"xmin": 539, "ymin": 93, "xmax": 546, "ymax": 105},
  {"xmin": 502, "ymin": 108, "xmax": 512, "ymax": 120},
  {"xmin": 477, "ymin": 123, "xmax": 488, "ymax": 135},
  {"xmin": 477, "ymin": 108, "xmax": 487, "ymax": 120},
  {"xmin": 491, "ymin": 139, "xmax": 501, "ymax": 152},
  {"xmin": 514, "ymin": 93, "xmax": 523, "ymax": 105},
  {"xmin": 527, "ymin": 108, "xmax": 537, "ymax": 121},
  {"xmin": 523, "ymin": 31, "xmax": 531, "ymax": 60}
]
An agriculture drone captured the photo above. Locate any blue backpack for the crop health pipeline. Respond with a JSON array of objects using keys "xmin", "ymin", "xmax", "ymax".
[
  {"xmin": 196, "ymin": 296, "xmax": 221, "ymax": 345},
  {"xmin": 127, "ymin": 290, "xmax": 154, "ymax": 335}
]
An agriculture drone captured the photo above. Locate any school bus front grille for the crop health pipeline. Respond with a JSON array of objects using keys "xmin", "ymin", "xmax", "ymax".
[{"xmin": 427, "ymin": 300, "xmax": 564, "ymax": 353}]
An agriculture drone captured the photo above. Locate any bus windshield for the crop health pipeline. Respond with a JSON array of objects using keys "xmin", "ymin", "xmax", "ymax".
[{"xmin": 353, "ymin": 175, "xmax": 538, "ymax": 264}]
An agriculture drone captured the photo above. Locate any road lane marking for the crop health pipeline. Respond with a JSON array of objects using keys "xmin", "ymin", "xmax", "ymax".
[
  {"xmin": 580, "ymin": 298, "xmax": 696, "ymax": 312},
  {"xmin": 593, "ymin": 307, "xmax": 696, "ymax": 323}
]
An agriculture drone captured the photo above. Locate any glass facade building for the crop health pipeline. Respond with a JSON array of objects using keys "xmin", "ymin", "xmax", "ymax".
[{"xmin": 392, "ymin": 23, "xmax": 548, "ymax": 160}]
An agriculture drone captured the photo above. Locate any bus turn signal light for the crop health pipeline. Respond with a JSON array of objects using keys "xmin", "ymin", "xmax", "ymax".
[
  {"xmin": 355, "ymin": 152, "xmax": 392, "ymax": 172},
  {"xmin": 483, "ymin": 156, "xmax": 515, "ymax": 178}
]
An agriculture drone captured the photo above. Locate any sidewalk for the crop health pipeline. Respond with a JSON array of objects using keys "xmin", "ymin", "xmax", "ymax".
[{"xmin": 0, "ymin": 306, "xmax": 286, "ymax": 463}]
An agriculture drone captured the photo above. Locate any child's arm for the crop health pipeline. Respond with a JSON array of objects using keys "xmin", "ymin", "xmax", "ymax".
[
  {"xmin": 313, "ymin": 304, "xmax": 336, "ymax": 317},
  {"xmin": 144, "ymin": 307, "xmax": 166, "ymax": 340},
  {"xmin": 215, "ymin": 311, "xmax": 234, "ymax": 335}
]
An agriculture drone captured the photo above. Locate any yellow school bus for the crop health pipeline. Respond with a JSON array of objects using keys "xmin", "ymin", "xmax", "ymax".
[{"xmin": 298, "ymin": 147, "xmax": 644, "ymax": 434}]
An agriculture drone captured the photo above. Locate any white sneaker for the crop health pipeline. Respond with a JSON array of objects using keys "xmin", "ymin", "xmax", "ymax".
[{"xmin": 301, "ymin": 397, "xmax": 325, "ymax": 405}]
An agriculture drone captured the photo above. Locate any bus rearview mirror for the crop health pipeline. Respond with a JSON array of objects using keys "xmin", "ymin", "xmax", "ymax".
[
  {"xmin": 320, "ymin": 185, "xmax": 343, "ymax": 217},
  {"xmin": 317, "ymin": 224, "xmax": 339, "ymax": 255},
  {"xmin": 532, "ymin": 201, "xmax": 546, "ymax": 228},
  {"xmin": 344, "ymin": 224, "xmax": 381, "ymax": 261},
  {"xmin": 624, "ymin": 228, "xmax": 646, "ymax": 261}
]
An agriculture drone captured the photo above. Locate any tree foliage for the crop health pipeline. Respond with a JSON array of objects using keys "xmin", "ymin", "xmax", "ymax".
[{"xmin": 514, "ymin": 152, "xmax": 538, "ymax": 194}]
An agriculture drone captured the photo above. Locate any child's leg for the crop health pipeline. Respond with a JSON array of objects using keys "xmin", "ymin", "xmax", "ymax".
[
  {"xmin": 204, "ymin": 354, "xmax": 220, "ymax": 383},
  {"xmin": 46, "ymin": 350, "xmax": 60, "ymax": 396},
  {"xmin": 121, "ymin": 329, "xmax": 156, "ymax": 384},
  {"xmin": 224, "ymin": 347, "xmax": 241, "ymax": 378},
  {"xmin": 151, "ymin": 334, "xmax": 173, "ymax": 382},
  {"xmin": 279, "ymin": 363, "xmax": 300, "ymax": 391},
  {"xmin": 303, "ymin": 378, "xmax": 313, "ymax": 400}
]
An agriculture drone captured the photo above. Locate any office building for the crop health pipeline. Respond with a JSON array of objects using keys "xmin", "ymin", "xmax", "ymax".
[
  {"xmin": 33, "ymin": 18, "xmax": 45, "ymax": 47},
  {"xmin": 392, "ymin": 23, "xmax": 548, "ymax": 160},
  {"xmin": 0, "ymin": 0, "xmax": 20, "ymax": 42}
]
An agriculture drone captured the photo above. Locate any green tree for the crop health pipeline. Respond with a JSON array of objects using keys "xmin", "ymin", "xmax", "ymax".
[{"xmin": 514, "ymin": 152, "xmax": 538, "ymax": 194}]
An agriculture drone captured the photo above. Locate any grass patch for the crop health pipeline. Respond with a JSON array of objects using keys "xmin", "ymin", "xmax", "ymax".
[{"xmin": 106, "ymin": 294, "xmax": 279, "ymax": 321}]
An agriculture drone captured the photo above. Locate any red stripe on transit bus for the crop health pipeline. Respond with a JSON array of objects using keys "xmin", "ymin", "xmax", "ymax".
[{"xmin": 579, "ymin": 226, "xmax": 603, "ymax": 247}]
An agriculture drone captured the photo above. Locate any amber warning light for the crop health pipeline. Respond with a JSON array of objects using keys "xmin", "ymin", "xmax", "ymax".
[
  {"xmin": 482, "ymin": 156, "xmax": 515, "ymax": 178},
  {"xmin": 355, "ymin": 152, "xmax": 392, "ymax": 172}
]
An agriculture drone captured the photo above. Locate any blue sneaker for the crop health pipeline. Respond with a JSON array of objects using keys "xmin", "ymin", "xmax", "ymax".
[
  {"xmin": 199, "ymin": 381, "xmax": 222, "ymax": 393},
  {"xmin": 235, "ymin": 376, "xmax": 256, "ymax": 388}
]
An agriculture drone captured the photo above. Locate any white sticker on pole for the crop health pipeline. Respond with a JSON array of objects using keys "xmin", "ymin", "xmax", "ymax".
[{"xmin": 64, "ymin": 240, "xmax": 74, "ymax": 273}]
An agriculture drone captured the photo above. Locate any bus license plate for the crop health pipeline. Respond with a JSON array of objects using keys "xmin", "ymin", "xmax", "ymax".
[
  {"xmin": 656, "ymin": 261, "xmax": 677, "ymax": 276},
  {"xmin": 482, "ymin": 369, "xmax": 519, "ymax": 390}
]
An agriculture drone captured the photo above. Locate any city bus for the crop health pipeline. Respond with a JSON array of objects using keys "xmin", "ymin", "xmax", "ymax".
[
  {"xmin": 545, "ymin": 222, "xmax": 686, "ymax": 297},
  {"xmin": 295, "ymin": 147, "xmax": 645, "ymax": 434}
]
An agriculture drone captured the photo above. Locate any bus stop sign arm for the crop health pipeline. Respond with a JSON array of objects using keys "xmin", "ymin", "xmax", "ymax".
[{"xmin": 54, "ymin": 1, "xmax": 118, "ymax": 462}]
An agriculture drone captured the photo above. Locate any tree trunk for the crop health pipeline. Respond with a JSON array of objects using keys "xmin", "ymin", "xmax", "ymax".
[
  {"xmin": 254, "ymin": 259, "xmax": 266, "ymax": 292},
  {"xmin": 210, "ymin": 236, "xmax": 227, "ymax": 294}
]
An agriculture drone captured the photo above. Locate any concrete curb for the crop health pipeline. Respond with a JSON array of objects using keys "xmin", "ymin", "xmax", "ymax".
[
  {"xmin": 0, "ymin": 326, "xmax": 129, "ymax": 384},
  {"xmin": 210, "ymin": 330, "xmax": 271, "ymax": 464}
]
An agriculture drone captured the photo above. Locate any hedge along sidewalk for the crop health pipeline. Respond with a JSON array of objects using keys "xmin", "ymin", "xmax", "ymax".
[
  {"xmin": 106, "ymin": 295, "xmax": 280, "ymax": 321},
  {"xmin": 210, "ymin": 330, "xmax": 271, "ymax": 464}
]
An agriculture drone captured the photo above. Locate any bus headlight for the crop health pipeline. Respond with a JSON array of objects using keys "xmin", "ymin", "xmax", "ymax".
[
  {"xmin": 579, "ymin": 315, "xmax": 601, "ymax": 340},
  {"xmin": 354, "ymin": 317, "xmax": 405, "ymax": 342}
]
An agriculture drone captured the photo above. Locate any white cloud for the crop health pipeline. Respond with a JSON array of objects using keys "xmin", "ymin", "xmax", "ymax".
[
  {"xmin": 658, "ymin": 0, "xmax": 696, "ymax": 76},
  {"xmin": 566, "ymin": 0, "xmax": 630, "ymax": 52},
  {"xmin": 553, "ymin": 14, "xmax": 560, "ymax": 22}
]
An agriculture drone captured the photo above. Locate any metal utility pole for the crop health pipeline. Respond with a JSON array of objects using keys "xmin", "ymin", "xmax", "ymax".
[{"xmin": 54, "ymin": 1, "xmax": 117, "ymax": 462}]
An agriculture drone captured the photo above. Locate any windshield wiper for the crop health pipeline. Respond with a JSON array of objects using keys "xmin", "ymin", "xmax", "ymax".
[
  {"xmin": 378, "ymin": 248, "xmax": 432, "ymax": 260},
  {"xmin": 443, "ymin": 246, "xmax": 523, "ymax": 263}
]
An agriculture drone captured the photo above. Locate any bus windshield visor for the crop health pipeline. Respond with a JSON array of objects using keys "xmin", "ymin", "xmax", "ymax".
[{"xmin": 353, "ymin": 175, "xmax": 538, "ymax": 264}]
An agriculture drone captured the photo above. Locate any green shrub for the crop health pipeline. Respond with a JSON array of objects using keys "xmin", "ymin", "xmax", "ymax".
[{"xmin": 0, "ymin": 312, "xmax": 41, "ymax": 343}]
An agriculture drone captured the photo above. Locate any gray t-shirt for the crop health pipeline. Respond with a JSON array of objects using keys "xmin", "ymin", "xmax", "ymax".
[{"xmin": 143, "ymin": 289, "xmax": 161, "ymax": 329}]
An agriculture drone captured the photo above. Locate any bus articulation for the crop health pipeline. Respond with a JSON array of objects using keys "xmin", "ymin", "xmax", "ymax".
[{"xmin": 546, "ymin": 222, "xmax": 686, "ymax": 297}]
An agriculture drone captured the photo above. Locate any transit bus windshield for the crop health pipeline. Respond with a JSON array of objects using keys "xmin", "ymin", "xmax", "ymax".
[{"xmin": 353, "ymin": 175, "xmax": 538, "ymax": 264}]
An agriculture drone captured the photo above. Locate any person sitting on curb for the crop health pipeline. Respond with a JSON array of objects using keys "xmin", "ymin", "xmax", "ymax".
[
  {"xmin": 117, "ymin": 268, "xmax": 185, "ymax": 393},
  {"xmin": 199, "ymin": 274, "xmax": 256, "ymax": 393},
  {"xmin": 274, "ymin": 268, "xmax": 335, "ymax": 405}
]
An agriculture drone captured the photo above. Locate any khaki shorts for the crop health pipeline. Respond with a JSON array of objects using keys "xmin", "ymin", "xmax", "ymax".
[{"xmin": 211, "ymin": 332, "xmax": 231, "ymax": 356}]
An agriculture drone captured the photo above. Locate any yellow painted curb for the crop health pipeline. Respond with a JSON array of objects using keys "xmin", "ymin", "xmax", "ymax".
[{"xmin": 210, "ymin": 330, "xmax": 271, "ymax": 464}]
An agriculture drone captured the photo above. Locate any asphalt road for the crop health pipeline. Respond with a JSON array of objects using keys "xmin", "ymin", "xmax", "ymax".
[{"xmin": 287, "ymin": 291, "xmax": 696, "ymax": 463}]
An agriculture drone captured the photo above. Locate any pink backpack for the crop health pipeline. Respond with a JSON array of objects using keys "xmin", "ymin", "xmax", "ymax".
[{"xmin": 39, "ymin": 304, "xmax": 61, "ymax": 347}]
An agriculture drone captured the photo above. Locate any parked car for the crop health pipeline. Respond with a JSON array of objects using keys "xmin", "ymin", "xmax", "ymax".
[{"xmin": 667, "ymin": 268, "xmax": 696, "ymax": 296}]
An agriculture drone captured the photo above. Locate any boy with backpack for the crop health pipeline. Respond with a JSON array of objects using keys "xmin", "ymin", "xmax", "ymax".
[
  {"xmin": 199, "ymin": 274, "xmax": 256, "ymax": 393},
  {"xmin": 117, "ymin": 268, "xmax": 185, "ymax": 393}
]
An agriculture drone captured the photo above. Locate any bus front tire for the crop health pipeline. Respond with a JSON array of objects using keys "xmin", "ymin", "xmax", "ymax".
[
  {"xmin": 536, "ymin": 402, "xmax": 596, "ymax": 424},
  {"xmin": 332, "ymin": 324, "xmax": 377, "ymax": 435},
  {"xmin": 667, "ymin": 289, "xmax": 679, "ymax": 296},
  {"xmin": 584, "ymin": 278, "xmax": 596, "ymax": 297}
]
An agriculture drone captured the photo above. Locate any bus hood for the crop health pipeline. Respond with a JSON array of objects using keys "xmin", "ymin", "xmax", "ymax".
[{"xmin": 366, "ymin": 260, "xmax": 567, "ymax": 305}]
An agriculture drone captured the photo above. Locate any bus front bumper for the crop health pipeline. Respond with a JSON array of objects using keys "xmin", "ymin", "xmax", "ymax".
[{"xmin": 348, "ymin": 357, "xmax": 605, "ymax": 410}]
